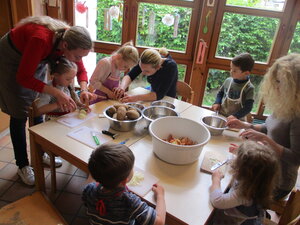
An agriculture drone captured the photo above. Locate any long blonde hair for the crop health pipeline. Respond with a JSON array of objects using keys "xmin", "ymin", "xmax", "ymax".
[
  {"xmin": 16, "ymin": 16, "xmax": 92, "ymax": 50},
  {"xmin": 231, "ymin": 141, "xmax": 280, "ymax": 207},
  {"xmin": 260, "ymin": 53, "xmax": 300, "ymax": 121},
  {"xmin": 115, "ymin": 41, "xmax": 139, "ymax": 65}
]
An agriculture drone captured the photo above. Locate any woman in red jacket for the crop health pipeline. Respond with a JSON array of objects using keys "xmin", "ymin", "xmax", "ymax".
[{"xmin": 0, "ymin": 16, "xmax": 93, "ymax": 185}]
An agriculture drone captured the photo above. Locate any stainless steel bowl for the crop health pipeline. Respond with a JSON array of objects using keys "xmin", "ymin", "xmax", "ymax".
[
  {"xmin": 103, "ymin": 106, "xmax": 142, "ymax": 132},
  {"xmin": 125, "ymin": 102, "xmax": 145, "ymax": 111},
  {"xmin": 151, "ymin": 100, "xmax": 175, "ymax": 109},
  {"xmin": 142, "ymin": 106, "xmax": 179, "ymax": 127},
  {"xmin": 201, "ymin": 115, "xmax": 227, "ymax": 136}
]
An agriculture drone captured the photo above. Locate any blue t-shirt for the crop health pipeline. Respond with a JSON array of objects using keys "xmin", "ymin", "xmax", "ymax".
[
  {"xmin": 128, "ymin": 55, "xmax": 178, "ymax": 100},
  {"xmin": 82, "ymin": 182, "xmax": 156, "ymax": 225}
]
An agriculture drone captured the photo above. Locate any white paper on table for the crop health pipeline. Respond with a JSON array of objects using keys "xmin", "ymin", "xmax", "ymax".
[
  {"xmin": 67, "ymin": 126, "xmax": 111, "ymax": 149},
  {"xmin": 127, "ymin": 167, "xmax": 159, "ymax": 197},
  {"xmin": 57, "ymin": 111, "xmax": 97, "ymax": 128}
]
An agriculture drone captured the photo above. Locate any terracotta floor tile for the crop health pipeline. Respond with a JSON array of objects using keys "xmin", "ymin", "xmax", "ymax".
[
  {"xmin": 45, "ymin": 172, "xmax": 72, "ymax": 191},
  {"xmin": 0, "ymin": 163, "xmax": 19, "ymax": 181},
  {"xmin": 74, "ymin": 169, "xmax": 88, "ymax": 178},
  {"xmin": 0, "ymin": 178, "xmax": 14, "ymax": 197},
  {"xmin": 0, "ymin": 162, "xmax": 7, "ymax": 170},
  {"xmin": 56, "ymin": 159, "xmax": 78, "ymax": 175},
  {"xmin": 0, "ymin": 147, "xmax": 14, "ymax": 163},
  {"xmin": 0, "ymin": 200, "xmax": 9, "ymax": 208},
  {"xmin": 1, "ymin": 182, "xmax": 35, "ymax": 202},
  {"xmin": 55, "ymin": 191, "xmax": 82, "ymax": 215},
  {"xmin": 64, "ymin": 176, "xmax": 87, "ymax": 194},
  {"xmin": 0, "ymin": 135, "xmax": 11, "ymax": 148}
]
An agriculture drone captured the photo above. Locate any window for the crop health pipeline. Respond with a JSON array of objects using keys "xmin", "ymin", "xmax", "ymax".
[
  {"xmin": 289, "ymin": 21, "xmax": 300, "ymax": 53},
  {"xmin": 226, "ymin": 0, "xmax": 287, "ymax": 11}
]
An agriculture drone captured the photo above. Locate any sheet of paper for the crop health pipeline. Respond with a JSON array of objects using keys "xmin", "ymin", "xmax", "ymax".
[
  {"xmin": 127, "ymin": 167, "xmax": 159, "ymax": 197},
  {"xmin": 57, "ymin": 111, "xmax": 97, "ymax": 128},
  {"xmin": 67, "ymin": 126, "xmax": 111, "ymax": 149}
]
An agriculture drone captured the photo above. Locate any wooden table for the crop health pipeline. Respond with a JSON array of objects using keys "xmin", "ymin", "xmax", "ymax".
[{"xmin": 29, "ymin": 89, "xmax": 242, "ymax": 225}]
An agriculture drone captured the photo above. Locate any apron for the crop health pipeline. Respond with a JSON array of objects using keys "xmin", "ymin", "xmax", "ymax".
[
  {"xmin": 89, "ymin": 73, "xmax": 120, "ymax": 105},
  {"xmin": 0, "ymin": 32, "xmax": 61, "ymax": 118},
  {"xmin": 219, "ymin": 78, "xmax": 250, "ymax": 119}
]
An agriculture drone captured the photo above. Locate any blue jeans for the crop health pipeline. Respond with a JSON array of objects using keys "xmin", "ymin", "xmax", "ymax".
[{"xmin": 10, "ymin": 116, "xmax": 43, "ymax": 169}]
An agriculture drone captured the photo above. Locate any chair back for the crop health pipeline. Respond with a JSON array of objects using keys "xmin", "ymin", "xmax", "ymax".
[
  {"xmin": 176, "ymin": 81, "xmax": 194, "ymax": 103},
  {"xmin": 28, "ymin": 98, "xmax": 40, "ymax": 127},
  {"xmin": 279, "ymin": 189, "xmax": 300, "ymax": 225}
]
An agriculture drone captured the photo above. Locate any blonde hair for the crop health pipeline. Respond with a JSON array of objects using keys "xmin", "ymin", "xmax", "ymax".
[
  {"xmin": 115, "ymin": 41, "xmax": 139, "ymax": 65},
  {"xmin": 231, "ymin": 141, "xmax": 280, "ymax": 207},
  {"xmin": 17, "ymin": 16, "xmax": 92, "ymax": 50},
  {"xmin": 140, "ymin": 48, "xmax": 169, "ymax": 68},
  {"xmin": 260, "ymin": 53, "xmax": 300, "ymax": 121}
]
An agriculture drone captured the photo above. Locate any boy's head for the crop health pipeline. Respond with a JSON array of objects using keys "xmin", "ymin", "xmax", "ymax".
[
  {"xmin": 88, "ymin": 143, "xmax": 135, "ymax": 189},
  {"xmin": 230, "ymin": 53, "xmax": 254, "ymax": 80}
]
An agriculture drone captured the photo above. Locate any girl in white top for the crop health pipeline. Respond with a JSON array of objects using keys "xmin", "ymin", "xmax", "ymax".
[
  {"xmin": 89, "ymin": 42, "xmax": 139, "ymax": 103},
  {"xmin": 210, "ymin": 141, "xmax": 280, "ymax": 225}
]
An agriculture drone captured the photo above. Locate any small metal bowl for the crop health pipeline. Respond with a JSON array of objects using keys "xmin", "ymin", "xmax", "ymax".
[
  {"xmin": 125, "ymin": 102, "xmax": 145, "ymax": 111},
  {"xmin": 142, "ymin": 106, "xmax": 179, "ymax": 127},
  {"xmin": 201, "ymin": 115, "xmax": 227, "ymax": 136},
  {"xmin": 151, "ymin": 100, "xmax": 175, "ymax": 109},
  {"xmin": 103, "ymin": 106, "xmax": 142, "ymax": 132}
]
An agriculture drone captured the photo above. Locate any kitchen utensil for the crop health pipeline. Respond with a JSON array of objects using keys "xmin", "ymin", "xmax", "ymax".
[
  {"xmin": 211, "ymin": 159, "xmax": 229, "ymax": 171},
  {"xmin": 102, "ymin": 130, "xmax": 119, "ymax": 139}
]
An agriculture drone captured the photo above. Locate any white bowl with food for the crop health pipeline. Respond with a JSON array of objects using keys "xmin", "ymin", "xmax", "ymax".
[{"xmin": 149, "ymin": 117, "xmax": 211, "ymax": 165}]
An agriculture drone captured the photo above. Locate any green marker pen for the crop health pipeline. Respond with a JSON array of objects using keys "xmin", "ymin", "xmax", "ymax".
[{"xmin": 91, "ymin": 131, "xmax": 100, "ymax": 145}]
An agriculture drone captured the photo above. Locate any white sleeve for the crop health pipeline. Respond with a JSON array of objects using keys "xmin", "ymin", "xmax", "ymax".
[
  {"xmin": 36, "ymin": 93, "xmax": 52, "ymax": 108},
  {"xmin": 89, "ymin": 58, "xmax": 111, "ymax": 90}
]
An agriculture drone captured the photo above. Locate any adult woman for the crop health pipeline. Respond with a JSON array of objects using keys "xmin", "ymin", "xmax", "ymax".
[
  {"xmin": 114, "ymin": 48, "xmax": 178, "ymax": 102},
  {"xmin": 227, "ymin": 53, "xmax": 300, "ymax": 200},
  {"xmin": 0, "ymin": 16, "xmax": 93, "ymax": 185}
]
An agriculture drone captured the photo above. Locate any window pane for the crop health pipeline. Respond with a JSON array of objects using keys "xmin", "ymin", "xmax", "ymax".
[
  {"xmin": 178, "ymin": 64, "xmax": 187, "ymax": 81},
  {"xmin": 74, "ymin": 0, "xmax": 123, "ymax": 44},
  {"xmin": 137, "ymin": 3, "xmax": 192, "ymax": 52},
  {"xmin": 216, "ymin": 13, "xmax": 279, "ymax": 63},
  {"xmin": 202, "ymin": 69, "xmax": 263, "ymax": 114},
  {"xmin": 288, "ymin": 21, "xmax": 300, "ymax": 54},
  {"xmin": 226, "ymin": 0, "xmax": 286, "ymax": 12}
]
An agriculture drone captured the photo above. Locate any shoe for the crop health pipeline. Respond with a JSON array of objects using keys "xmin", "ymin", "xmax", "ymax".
[
  {"xmin": 43, "ymin": 153, "xmax": 63, "ymax": 167},
  {"xmin": 17, "ymin": 166, "xmax": 35, "ymax": 186}
]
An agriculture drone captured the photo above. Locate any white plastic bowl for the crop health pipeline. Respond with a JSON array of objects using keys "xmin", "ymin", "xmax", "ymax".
[{"xmin": 149, "ymin": 117, "xmax": 211, "ymax": 165}]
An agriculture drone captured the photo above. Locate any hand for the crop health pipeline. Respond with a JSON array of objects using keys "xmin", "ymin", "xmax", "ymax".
[
  {"xmin": 239, "ymin": 129, "xmax": 268, "ymax": 143},
  {"xmin": 212, "ymin": 169, "xmax": 224, "ymax": 181},
  {"xmin": 56, "ymin": 91, "xmax": 77, "ymax": 112},
  {"xmin": 211, "ymin": 104, "xmax": 220, "ymax": 112},
  {"xmin": 113, "ymin": 87, "xmax": 125, "ymax": 99},
  {"xmin": 120, "ymin": 94, "xmax": 138, "ymax": 103},
  {"xmin": 107, "ymin": 90, "xmax": 117, "ymax": 100},
  {"xmin": 227, "ymin": 115, "xmax": 237, "ymax": 121},
  {"xmin": 152, "ymin": 184, "xmax": 165, "ymax": 198},
  {"xmin": 80, "ymin": 91, "xmax": 93, "ymax": 106},
  {"xmin": 226, "ymin": 117, "xmax": 247, "ymax": 129},
  {"xmin": 229, "ymin": 143, "xmax": 239, "ymax": 155}
]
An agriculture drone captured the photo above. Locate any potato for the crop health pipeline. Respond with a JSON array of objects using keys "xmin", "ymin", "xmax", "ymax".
[
  {"xmin": 107, "ymin": 106, "xmax": 116, "ymax": 117},
  {"xmin": 117, "ymin": 109, "xmax": 126, "ymax": 120},
  {"xmin": 118, "ymin": 106, "xmax": 127, "ymax": 113},
  {"xmin": 113, "ymin": 103, "xmax": 127, "ymax": 109},
  {"xmin": 126, "ymin": 109, "xmax": 140, "ymax": 120}
]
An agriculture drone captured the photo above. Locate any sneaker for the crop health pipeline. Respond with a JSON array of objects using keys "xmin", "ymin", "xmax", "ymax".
[
  {"xmin": 43, "ymin": 153, "xmax": 63, "ymax": 167},
  {"xmin": 17, "ymin": 166, "xmax": 35, "ymax": 186}
]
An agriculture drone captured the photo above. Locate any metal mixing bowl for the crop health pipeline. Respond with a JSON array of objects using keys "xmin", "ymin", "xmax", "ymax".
[
  {"xmin": 142, "ymin": 106, "xmax": 179, "ymax": 127},
  {"xmin": 201, "ymin": 115, "xmax": 227, "ymax": 136},
  {"xmin": 151, "ymin": 100, "xmax": 175, "ymax": 109},
  {"xmin": 125, "ymin": 102, "xmax": 145, "ymax": 111},
  {"xmin": 103, "ymin": 105, "xmax": 142, "ymax": 132}
]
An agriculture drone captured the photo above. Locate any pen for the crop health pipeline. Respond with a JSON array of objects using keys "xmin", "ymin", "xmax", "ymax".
[
  {"xmin": 119, "ymin": 138, "xmax": 129, "ymax": 145},
  {"xmin": 91, "ymin": 131, "xmax": 100, "ymax": 145}
]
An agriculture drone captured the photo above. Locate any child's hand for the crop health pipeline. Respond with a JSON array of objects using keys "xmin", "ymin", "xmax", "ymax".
[
  {"xmin": 226, "ymin": 117, "xmax": 246, "ymax": 129},
  {"xmin": 229, "ymin": 143, "xmax": 239, "ymax": 155},
  {"xmin": 211, "ymin": 104, "xmax": 220, "ymax": 112},
  {"xmin": 212, "ymin": 169, "xmax": 224, "ymax": 181},
  {"xmin": 227, "ymin": 115, "xmax": 237, "ymax": 121},
  {"xmin": 113, "ymin": 87, "xmax": 125, "ymax": 99},
  {"xmin": 152, "ymin": 184, "xmax": 165, "ymax": 198},
  {"xmin": 120, "ymin": 94, "xmax": 138, "ymax": 103}
]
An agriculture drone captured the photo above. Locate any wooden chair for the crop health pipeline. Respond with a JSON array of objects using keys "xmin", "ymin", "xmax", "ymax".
[
  {"xmin": 0, "ymin": 191, "xmax": 67, "ymax": 225},
  {"xmin": 28, "ymin": 99, "xmax": 57, "ymax": 194},
  {"xmin": 176, "ymin": 80, "xmax": 195, "ymax": 104},
  {"xmin": 265, "ymin": 189, "xmax": 300, "ymax": 225}
]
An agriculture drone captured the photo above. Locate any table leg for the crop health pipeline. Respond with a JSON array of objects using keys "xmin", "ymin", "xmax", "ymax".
[{"xmin": 29, "ymin": 133, "xmax": 45, "ymax": 192}]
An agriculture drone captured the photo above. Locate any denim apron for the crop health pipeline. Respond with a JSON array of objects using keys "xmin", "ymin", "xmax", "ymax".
[
  {"xmin": 219, "ymin": 78, "xmax": 250, "ymax": 119},
  {"xmin": 0, "ymin": 32, "xmax": 60, "ymax": 118}
]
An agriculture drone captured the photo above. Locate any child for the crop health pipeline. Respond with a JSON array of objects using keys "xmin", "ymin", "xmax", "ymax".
[
  {"xmin": 82, "ymin": 143, "xmax": 166, "ymax": 225},
  {"xmin": 209, "ymin": 141, "xmax": 280, "ymax": 225},
  {"xmin": 89, "ymin": 42, "xmax": 139, "ymax": 103},
  {"xmin": 212, "ymin": 53, "xmax": 255, "ymax": 120},
  {"xmin": 36, "ymin": 57, "xmax": 89, "ymax": 167}
]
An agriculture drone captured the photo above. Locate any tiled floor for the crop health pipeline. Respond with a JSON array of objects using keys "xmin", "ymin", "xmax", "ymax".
[
  {"xmin": 0, "ymin": 126, "xmax": 299, "ymax": 224},
  {"xmin": 0, "ymin": 128, "xmax": 90, "ymax": 225}
]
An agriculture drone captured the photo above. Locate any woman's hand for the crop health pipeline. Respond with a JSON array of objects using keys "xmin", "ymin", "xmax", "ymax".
[
  {"xmin": 229, "ymin": 143, "xmax": 239, "ymax": 155},
  {"xmin": 113, "ymin": 87, "xmax": 125, "ymax": 99},
  {"xmin": 239, "ymin": 129, "xmax": 268, "ymax": 142},
  {"xmin": 56, "ymin": 91, "xmax": 77, "ymax": 112},
  {"xmin": 120, "ymin": 94, "xmax": 139, "ymax": 103},
  {"xmin": 80, "ymin": 91, "xmax": 93, "ymax": 106},
  {"xmin": 226, "ymin": 117, "xmax": 247, "ymax": 129}
]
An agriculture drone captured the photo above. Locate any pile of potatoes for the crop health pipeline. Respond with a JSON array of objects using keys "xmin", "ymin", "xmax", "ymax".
[{"xmin": 106, "ymin": 104, "xmax": 140, "ymax": 121}]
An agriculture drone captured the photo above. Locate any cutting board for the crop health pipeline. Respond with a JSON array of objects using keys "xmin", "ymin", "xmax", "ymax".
[
  {"xmin": 57, "ymin": 111, "xmax": 97, "ymax": 128},
  {"xmin": 127, "ymin": 167, "xmax": 159, "ymax": 197},
  {"xmin": 200, "ymin": 151, "xmax": 228, "ymax": 174},
  {"xmin": 67, "ymin": 126, "xmax": 111, "ymax": 149}
]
